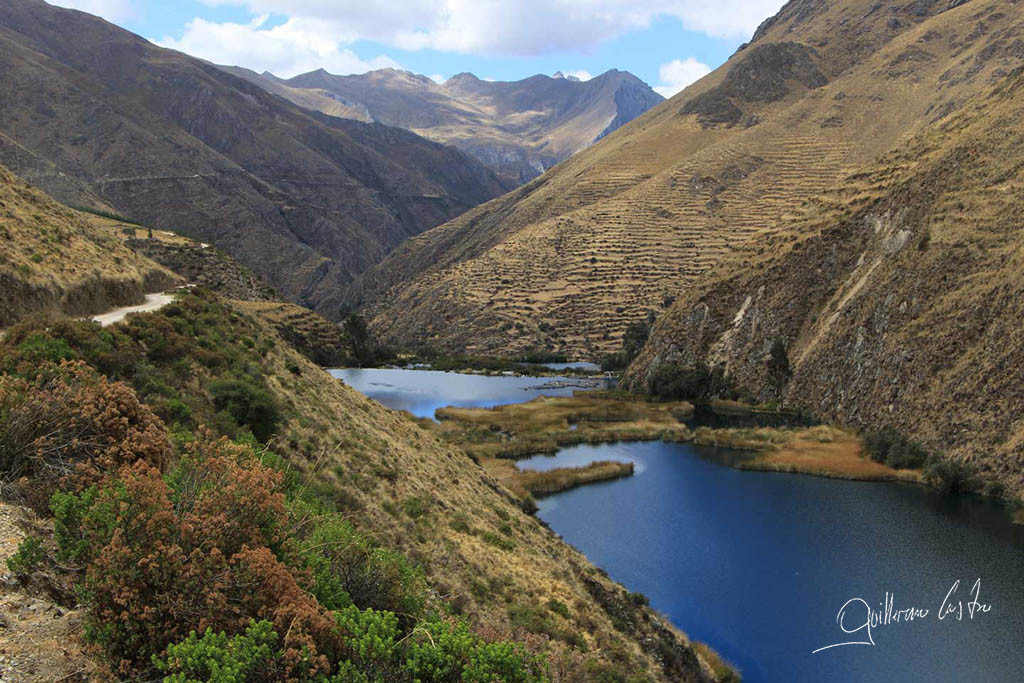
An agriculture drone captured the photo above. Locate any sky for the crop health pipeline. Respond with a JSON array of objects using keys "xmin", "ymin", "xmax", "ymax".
[{"xmin": 49, "ymin": 0, "xmax": 787, "ymax": 98}]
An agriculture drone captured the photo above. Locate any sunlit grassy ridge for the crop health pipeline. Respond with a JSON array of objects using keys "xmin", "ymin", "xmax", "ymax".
[
  {"xmin": 351, "ymin": 0, "xmax": 1024, "ymax": 360},
  {"xmin": 630, "ymin": 63, "xmax": 1024, "ymax": 501},
  {"xmin": 0, "ymin": 164, "xmax": 179, "ymax": 326}
]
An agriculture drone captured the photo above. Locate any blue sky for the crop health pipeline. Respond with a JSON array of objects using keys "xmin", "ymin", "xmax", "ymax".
[{"xmin": 51, "ymin": 1, "xmax": 786, "ymax": 97}]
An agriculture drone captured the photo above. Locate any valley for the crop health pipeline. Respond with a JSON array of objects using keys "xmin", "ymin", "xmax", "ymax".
[
  {"xmin": 229, "ymin": 67, "xmax": 664, "ymax": 184},
  {"xmin": 0, "ymin": 0, "xmax": 513, "ymax": 320},
  {"xmin": 2, "ymin": 0, "xmax": 1024, "ymax": 680},
  {"xmin": 350, "ymin": 0, "xmax": 1024, "ymax": 361},
  {"xmin": 337, "ymin": 366, "xmax": 1024, "ymax": 683}
]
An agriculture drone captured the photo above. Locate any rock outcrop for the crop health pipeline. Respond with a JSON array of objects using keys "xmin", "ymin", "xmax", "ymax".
[{"xmin": 628, "ymin": 66, "xmax": 1024, "ymax": 498}]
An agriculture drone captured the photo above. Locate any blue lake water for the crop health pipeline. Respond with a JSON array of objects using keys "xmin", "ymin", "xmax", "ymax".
[
  {"xmin": 338, "ymin": 369, "xmax": 1024, "ymax": 682},
  {"xmin": 329, "ymin": 367, "xmax": 606, "ymax": 419},
  {"xmin": 540, "ymin": 361, "xmax": 601, "ymax": 372}
]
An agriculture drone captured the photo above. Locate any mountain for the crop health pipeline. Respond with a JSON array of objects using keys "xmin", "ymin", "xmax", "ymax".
[
  {"xmin": 241, "ymin": 67, "xmax": 663, "ymax": 184},
  {"xmin": 626, "ymin": 63, "xmax": 1024, "ymax": 499},
  {"xmin": 0, "ymin": 167, "xmax": 720, "ymax": 681},
  {"xmin": 0, "ymin": 0, "xmax": 512, "ymax": 321},
  {"xmin": 0, "ymin": 161, "xmax": 179, "ymax": 326},
  {"xmin": 347, "ymin": 0, "xmax": 1024, "ymax": 359},
  {"xmin": 219, "ymin": 66, "xmax": 375, "ymax": 123}
]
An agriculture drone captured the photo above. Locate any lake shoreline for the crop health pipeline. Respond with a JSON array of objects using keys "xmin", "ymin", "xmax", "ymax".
[
  {"xmin": 489, "ymin": 459, "xmax": 636, "ymax": 498},
  {"xmin": 425, "ymin": 392, "xmax": 922, "ymax": 497}
]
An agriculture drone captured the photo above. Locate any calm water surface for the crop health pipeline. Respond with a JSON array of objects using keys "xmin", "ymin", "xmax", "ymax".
[
  {"xmin": 339, "ymin": 369, "xmax": 1024, "ymax": 682},
  {"xmin": 329, "ymin": 367, "xmax": 606, "ymax": 419},
  {"xmin": 540, "ymin": 361, "xmax": 601, "ymax": 372}
]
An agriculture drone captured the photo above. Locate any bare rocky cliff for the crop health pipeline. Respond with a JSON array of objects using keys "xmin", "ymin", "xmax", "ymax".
[{"xmin": 627, "ymin": 66, "xmax": 1024, "ymax": 499}]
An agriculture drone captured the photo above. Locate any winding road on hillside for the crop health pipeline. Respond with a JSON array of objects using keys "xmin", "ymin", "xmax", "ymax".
[{"xmin": 91, "ymin": 292, "xmax": 177, "ymax": 327}]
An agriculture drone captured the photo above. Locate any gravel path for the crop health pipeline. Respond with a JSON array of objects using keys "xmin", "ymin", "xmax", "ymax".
[{"xmin": 91, "ymin": 291, "xmax": 176, "ymax": 327}]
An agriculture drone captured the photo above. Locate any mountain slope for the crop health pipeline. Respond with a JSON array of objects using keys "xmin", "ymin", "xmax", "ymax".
[
  {"xmin": 0, "ymin": 0, "xmax": 512, "ymax": 320},
  {"xmin": 349, "ymin": 0, "xmax": 1024, "ymax": 358},
  {"xmin": 0, "ymin": 162, "xmax": 179, "ymax": 327},
  {"xmin": 627, "ymin": 65, "xmax": 1024, "ymax": 499},
  {"xmin": 257, "ymin": 67, "xmax": 663, "ymax": 183},
  {"xmin": 219, "ymin": 65, "xmax": 375, "ymax": 123},
  {"xmin": 0, "ymin": 166, "xmax": 722, "ymax": 680}
]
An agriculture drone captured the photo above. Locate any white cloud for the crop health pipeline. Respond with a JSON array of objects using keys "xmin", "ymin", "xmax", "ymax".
[
  {"xmin": 194, "ymin": 1, "xmax": 787, "ymax": 55},
  {"xmin": 654, "ymin": 57, "xmax": 711, "ymax": 98},
  {"xmin": 559, "ymin": 69, "xmax": 594, "ymax": 81},
  {"xmin": 428, "ymin": 74, "xmax": 447, "ymax": 84},
  {"xmin": 48, "ymin": 0, "xmax": 136, "ymax": 22},
  {"xmin": 155, "ymin": 15, "xmax": 400, "ymax": 78}
]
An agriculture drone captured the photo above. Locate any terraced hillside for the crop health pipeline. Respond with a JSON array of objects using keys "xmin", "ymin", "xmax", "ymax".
[
  {"xmin": 0, "ymin": 144, "xmax": 726, "ymax": 681},
  {"xmin": 627, "ymin": 64, "xmax": 1024, "ymax": 500},
  {"xmin": 243, "ymin": 68, "xmax": 663, "ymax": 184},
  {"xmin": 0, "ymin": 162, "xmax": 179, "ymax": 327},
  {"xmin": 0, "ymin": 0, "xmax": 511, "ymax": 320},
  {"xmin": 349, "ymin": 0, "xmax": 1024, "ymax": 359}
]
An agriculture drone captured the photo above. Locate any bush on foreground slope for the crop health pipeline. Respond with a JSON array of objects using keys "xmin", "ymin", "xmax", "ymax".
[
  {"xmin": 0, "ymin": 289, "xmax": 730, "ymax": 682},
  {"xmin": 0, "ymin": 358, "xmax": 547, "ymax": 681}
]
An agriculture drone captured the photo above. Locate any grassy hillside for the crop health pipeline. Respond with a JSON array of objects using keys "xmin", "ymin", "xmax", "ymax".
[
  {"xmin": 0, "ymin": 162, "xmax": 179, "ymax": 327},
  {"xmin": 627, "ymin": 65, "xmax": 1024, "ymax": 502},
  {"xmin": 348, "ymin": 0, "xmax": 1024, "ymax": 359},
  {"xmin": 0, "ymin": 287, "xmax": 724, "ymax": 681},
  {"xmin": 233, "ymin": 300, "xmax": 355, "ymax": 367},
  {"xmin": 0, "ymin": 0, "xmax": 511, "ymax": 321}
]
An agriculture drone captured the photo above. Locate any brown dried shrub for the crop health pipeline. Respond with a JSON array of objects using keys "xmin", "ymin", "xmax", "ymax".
[
  {"xmin": 0, "ymin": 360, "xmax": 170, "ymax": 509},
  {"xmin": 69, "ymin": 438, "xmax": 342, "ymax": 679}
]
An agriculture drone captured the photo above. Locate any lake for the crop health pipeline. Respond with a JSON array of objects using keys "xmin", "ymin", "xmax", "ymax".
[
  {"xmin": 337, "ymin": 368, "xmax": 1024, "ymax": 682},
  {"xmin": 329, "ymin": 367, "xmax": 607, "ymax": 419},
  {"xmin": 539, "ymin": 361, "xmax": 601, "ymax": 372}
]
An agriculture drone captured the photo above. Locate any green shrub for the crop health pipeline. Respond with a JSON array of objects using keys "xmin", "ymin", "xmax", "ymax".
[
  {"xmin": 546, "ymin": 599, "xmax": 571, "ymax": 620},
  {"xmin": 448, "ymin": 514, "xmax": 473, "ymax": 535},
  {"xmin": 299, "ymin": 515, "xmax": 426, "ymax": 620},
  {"xmin": 156, "ymin": 397, "xmax": 193, "ymax": 426},
  {"xmin": 481, "ymin": 531, "xmax": 515, "ymax": 552},
  {"xmin": 404, "ymin": 618, "xmax": 547, "ymax": 683},
  {"xmin": 6, "ymin": 536, "xmax": 45, "ymax": 577},
  {"xmin": 333, "ymin": 605, "xmax": 402, "ymax": 681},
  {"xmin": 153, "ymin": 619, "xmax": 280, "ymax": 683},
  {"xmin": 863, "ymin": 427, "xmax": 929, "ymax": 469},
  {"xmin": 925, "ymin": 457, "xmax": 979, "ymax": 496},
  {"xmin": 209, "ymin": 378, "xmax": 281, "ymax": 443},
  {"xmin": 51, "ymin": 485, "xmax": 114, "ymax": 564},
  {"xmin": 647, "ymin": 362, "xmax": 734, "ymax": 401},
  {"xmin": 15, "ymin": 333, "xmax": 76, "ymax": 365},
  {"xmin": 508, "ymin": 603, "xmax": 560, "ymax": 639},
  {"xmin": 402, "ymin": 496, "xmax": 428, "ymax": 519}
]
